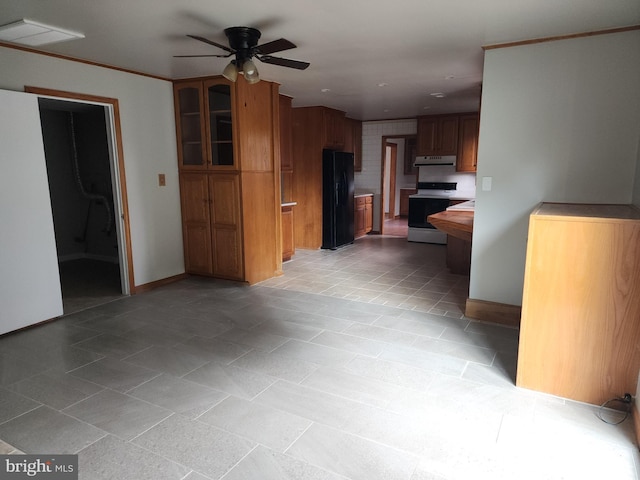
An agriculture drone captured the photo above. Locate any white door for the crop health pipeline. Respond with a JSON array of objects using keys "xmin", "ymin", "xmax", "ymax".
[{"xmin": 0, "ymin": 89, "xmax": 63, "ymax": 334}]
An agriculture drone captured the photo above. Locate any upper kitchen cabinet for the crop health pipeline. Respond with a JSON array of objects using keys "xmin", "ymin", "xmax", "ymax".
[
  {"xmin": 322, "ymin": 107, "xmax": 346, "ymax": 149},
  {"xmin": 416, "ymin": 114, "xmax": 459, "ymax": 156},
  {"xmin": 174, "ymin": 78, "xmax": 236, "ymax": 170},
  {"xmin": 279, "ymin": 94, "xmax": 293, "ymax": 173},
  {"xmin": 456, "ymin": 113, "xmax": 480, "ymax": 172},
  {"xmin": 343, "ymin": 117, "xmax": 363, "ymax": 172}
]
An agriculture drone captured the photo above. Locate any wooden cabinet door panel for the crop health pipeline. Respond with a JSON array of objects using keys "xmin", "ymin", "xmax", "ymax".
[
  {"xmin": 209, "ymin": 174, "xmax": 243, "ymax": 279},
  {"xmin": 209, "ymin": 174, "xmax": 240, "ymax": 226},
  {"xmin": 180, "ymin": 174, "xmax": 213, "ymax": 274},
  {"xmin": 281, "ymin": 207, "xmax": 294, "ymax": 261},
  {"xmin": 174, "ymin": 82, "xmax": 207, "ymax": 169},
  {"xmin": 364, "ymin": 202, "xmax": 373, "ymax": 233},
  {"xmin": 212, "ymin": 226, "xmax": 243, "ymax": 279},
  {"xmin": 416, "ymin": 117, "xmax": 438, "ymax": 155},
  {"xmin": 180, "ymin": 174, "xmax": 210, "ymax": 223},
  {"xmin": 457, "ymin": 114, "xmax": 479, "ymax": 172},
  {"xmin": 439, "ymin": 116, "xmax": 459, "ymax": 155},
  {"xmin": 183, "ymin": 224, "xmax": 213, "ymax": 274}
]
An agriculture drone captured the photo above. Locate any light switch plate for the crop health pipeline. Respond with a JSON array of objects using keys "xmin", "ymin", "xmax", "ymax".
[
  {"xmin": 482, "ymin": 176, "xmax": 492, "ymax": 191},
  {"xmin": 158, "ymin": 174, "xmax": 166, "ymax": 186}
]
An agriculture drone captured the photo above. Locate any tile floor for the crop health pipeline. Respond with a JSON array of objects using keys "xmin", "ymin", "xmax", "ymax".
[{"xmin": 0, "ymin": 235, "xmax": 637, "ymax": 479}]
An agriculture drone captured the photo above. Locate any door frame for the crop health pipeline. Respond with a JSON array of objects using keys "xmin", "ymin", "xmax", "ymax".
[
  {"xmin": 25, "ymin": 86, "xmax": 135, "ymax": 294},
  {"xmin": 379, "ymin": 135, "xmax": 415, "ymax": 235},
  {"xmin": 384, "ymin": 142, "xmax": 397, "ymax": 220}
]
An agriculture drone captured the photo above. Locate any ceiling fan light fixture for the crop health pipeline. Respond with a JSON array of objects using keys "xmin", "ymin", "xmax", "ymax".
[
  {"xmin": 222, "ymin": 61, "xmax": 238, "ymax": 82},
  {"xmin": 242, "ymin": 59, "xmax": 260, "ymax": 84}
]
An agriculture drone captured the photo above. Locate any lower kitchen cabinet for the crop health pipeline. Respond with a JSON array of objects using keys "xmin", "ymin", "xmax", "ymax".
[
  {"xmin": 355, "ymin": 194, "xmax": 373, "ymax": 238},
  {"xmin": 517, "ymin": 203, "xmax": 640, "ymax": 406},
  {"xmin": 180, "ymin": 172, "xmax": 243, "ymax": 280},
  {"xmin": 281, "ymin": 204, "xmax": 295, "ymax": 261}
]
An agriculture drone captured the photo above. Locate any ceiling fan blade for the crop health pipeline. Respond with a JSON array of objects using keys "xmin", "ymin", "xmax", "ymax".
[
  {"xmin": 187, "ymin": 34, "xmax": 234, "ymax": 53},
  {"xmin": 256, "ymin": 38, "xmax": 296, "ymax": 55},
  {"xmin": 258, "ymin": 55, "xmax": 310, "ymax": 70},
  {"xmin": 174, "ymin": 54, "xmax": 231, "ymax": 58}
]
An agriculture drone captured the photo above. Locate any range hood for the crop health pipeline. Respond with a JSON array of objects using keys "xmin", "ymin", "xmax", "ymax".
[{"xmin": 414, "ymin": 155, "xmax": 456, "ymax": 167}]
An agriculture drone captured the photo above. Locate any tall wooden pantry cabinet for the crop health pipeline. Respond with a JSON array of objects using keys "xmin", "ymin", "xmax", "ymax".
[{"xmin": 173, "ymin": 76, "xmax": 282, "ymax": 284}]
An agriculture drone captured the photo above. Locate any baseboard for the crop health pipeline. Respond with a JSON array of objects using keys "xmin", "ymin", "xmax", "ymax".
[
  {"xmin": 132, "ymin": 273, "xmax": 189, "ymax": 294},
  {"xmin": 465, "ymin": 298, "xmax": 521, "ymax": 327},
  {"xmin": 634, "ymin": 403, "xmax": 640, "ymax": 450}
]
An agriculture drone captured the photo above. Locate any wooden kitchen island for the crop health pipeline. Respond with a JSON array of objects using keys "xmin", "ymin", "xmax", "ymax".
[{"xmin": 427, "ymin": 209, "xmax": 474, "ymax": 274}]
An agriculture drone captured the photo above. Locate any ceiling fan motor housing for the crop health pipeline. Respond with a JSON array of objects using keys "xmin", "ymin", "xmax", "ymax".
[{"xmin": 225, "ymin": 26, "xmax": 261, "ymax": 66}]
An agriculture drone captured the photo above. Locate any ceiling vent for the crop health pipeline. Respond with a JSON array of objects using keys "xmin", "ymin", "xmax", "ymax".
[{"xmin": 0, "ymin": 19, "xmax": 84, "ymax": 46}]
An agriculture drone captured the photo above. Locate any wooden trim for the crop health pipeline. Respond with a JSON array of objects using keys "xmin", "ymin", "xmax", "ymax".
[
  {"xmin": 133, "ymin": 273, "xmax": 189, "ymax": 294},
  {"xmin": 465, "ymin": 298, "xmax": 521, "ymax": 327},
  {"xmin": 25, "ymin": 86, "xmax": 136, "ymax": 295},
  {"xmin": 1, "ymin": 42, "xmax": 170, "ymax": 81},
  {"xmin": 483, "ymin": 24, "xmax": 640, "ymax": 50}
]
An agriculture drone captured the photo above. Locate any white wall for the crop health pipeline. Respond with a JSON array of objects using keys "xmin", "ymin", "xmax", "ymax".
[
  {"xmin": 358, "ymin": 119, "xmax": 417, "ymax": 231},
  {"xmin": 0, "ymin": 46, "xmax": 184, "ymax": 287},
  {"xmin": 471, "ymin": 30, "xmax": 640, "ymax": 306}
]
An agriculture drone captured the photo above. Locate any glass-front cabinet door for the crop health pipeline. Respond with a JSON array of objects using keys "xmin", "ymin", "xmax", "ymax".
[
  {"xmin": 174, "ymin": 81, "xmax": 207, "ymax": 169},
  {"xmin": 205, "ymin": 79, "xmax": 235, "ymax": 168}
]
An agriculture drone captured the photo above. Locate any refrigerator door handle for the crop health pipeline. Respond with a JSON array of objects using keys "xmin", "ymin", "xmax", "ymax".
[{"xmin": 335, "ymin": 182, "xmax": 340, "ymax": 206}]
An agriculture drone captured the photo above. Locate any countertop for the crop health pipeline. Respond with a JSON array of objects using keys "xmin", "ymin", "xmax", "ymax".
[
  {"xmin": 427, "ymin": 210, "xmax": 474, "ymax": 242},
  {"xmin": 354, "ymin": 191, "xmax": 374, "ymax": 198}
]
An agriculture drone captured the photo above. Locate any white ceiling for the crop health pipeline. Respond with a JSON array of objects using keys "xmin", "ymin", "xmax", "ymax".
[{"xmin": 1, "ymin": 0, "xmax": 638, "ymax": 120}]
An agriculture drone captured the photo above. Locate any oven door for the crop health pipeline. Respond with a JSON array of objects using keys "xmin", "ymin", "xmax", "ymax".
[{"xmin": 408, "ymin": 197, "xmax": 450, "ymax": 228}]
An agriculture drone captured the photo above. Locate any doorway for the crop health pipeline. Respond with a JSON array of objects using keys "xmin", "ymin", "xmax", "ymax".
[
  {"xmin": 379, "ymin": 135, "xmax": 416, "ymax": 237},
  {"xmin": 31, "ymin": 90, "xmax": 133, "ymax": 314}
]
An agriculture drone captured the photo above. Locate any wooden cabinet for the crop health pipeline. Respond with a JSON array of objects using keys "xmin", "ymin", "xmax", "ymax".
[
  {"xmin": 456, "ymin": 113, "xmax": 479, "ymax": 172},
  {"xmin": 399, "ymin": 188, "xmax": 417, "ymax": 217},
  {"xmin": 344, "ymin": 117, "xmax": 363, "ymax": 172},
  {"xmin": 517, "ymin": 203, "xmax": 640, "ymax": 406},
  {"xmin": 322, "ymin": 107, "xmax": 346, "ymax": 149},
  {"xmin": 416, "ymin": 114, "xmax": 459, "ymax": 156},
  {"xmin": 355, "ymin": 195, "xmax": 373, "ymax": 238},
  {"xmin": 281, "ymin": 204, "xmax": 295, "ymax": 261},
  {"xmin": 174, "ymin": 79, "xmax": 236, "ymax": 170},
  {"xmin": 279, "ymin": 95, "xmax": 293, "ymax": 173},
  {"xmin": 174, "ymin": 76, "xmax": 282, "ymax": 284},
  {"xmin": 364, "ymin": 196, "xmax": 373, "ymax": 233}
]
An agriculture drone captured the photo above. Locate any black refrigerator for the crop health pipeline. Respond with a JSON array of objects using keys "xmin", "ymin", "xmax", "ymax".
[{"xmin": 322, "ymin": 149, "xmax": 355, "ymax": 249}]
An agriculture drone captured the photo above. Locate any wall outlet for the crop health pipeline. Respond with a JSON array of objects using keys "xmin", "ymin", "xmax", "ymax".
[{"xmin": 158, "ymin": 174, "xmax": 166, "ymax": 186}]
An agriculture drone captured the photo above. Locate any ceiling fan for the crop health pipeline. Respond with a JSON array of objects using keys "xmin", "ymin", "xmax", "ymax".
[{"xmin": 175, "ymin": 26, "xmax": 310, "ymax": 84}]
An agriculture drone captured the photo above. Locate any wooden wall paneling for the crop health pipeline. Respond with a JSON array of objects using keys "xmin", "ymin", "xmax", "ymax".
[{"xmin": 292, "ymin": 107, "xmax": 324, "ymax": 249}]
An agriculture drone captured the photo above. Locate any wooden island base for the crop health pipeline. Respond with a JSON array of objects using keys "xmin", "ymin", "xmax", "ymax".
[{"xmin": 427, "ymin": 210, "xmax": 474, "ymax": 275}]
